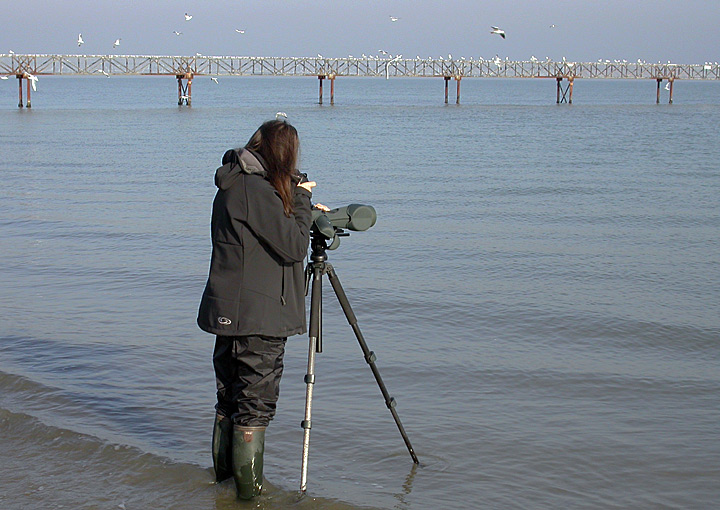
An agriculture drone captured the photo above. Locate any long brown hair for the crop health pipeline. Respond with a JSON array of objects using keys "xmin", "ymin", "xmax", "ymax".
[{"xmin": 245, "ymin": 120, "xmax": 300, "ymax": 216}]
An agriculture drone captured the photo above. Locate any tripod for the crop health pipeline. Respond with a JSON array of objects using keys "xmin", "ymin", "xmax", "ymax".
[{"xmin": 300, "ymin": 233, "xmax": 419, "ymax": 492}]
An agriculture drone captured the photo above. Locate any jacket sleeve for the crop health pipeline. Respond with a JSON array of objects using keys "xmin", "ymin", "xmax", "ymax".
[{"xmin": 244, "ymin": 178, "xmax": 313, "ymax": 263}]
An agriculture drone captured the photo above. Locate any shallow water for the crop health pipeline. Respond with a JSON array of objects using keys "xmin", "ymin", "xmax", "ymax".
[{"xmin": 1, "ymin": 76, "xmax": 719, "ymax": 509}]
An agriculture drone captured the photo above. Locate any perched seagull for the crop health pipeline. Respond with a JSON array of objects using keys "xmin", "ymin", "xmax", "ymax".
[
  {"xmin": 235, "ymin": 29, "xmax": 245, "ymax": 34},
  {"xmin": 184, "ymin": 13, "xmax": 192, "ymax": 21},
  {"xmin": 173, "ymin": 31, "xmax": 182, "ymax": 36},
  {"xmin": 490, "ymin": 26, "xmax": 506, "ymax": 39},
  {"xmin": 77, "ymin": 33, "xmax": 84, "ymax": 46},
  {"xmin": 210, "ymin": 77, "xmax": 219, "ymax": 84},
  {"xmin": 389, "ymin": 16, "xmax": 400, "ymax": 22},
  {"xmin": 28, "ymin": 74, "xmax": 38, "ymax": 91},
  {"xmin": 317, "ymin": 53, "xmax": 323, "ymax": 59},
  {"xmin": 113, "ymin": 38, "xmax": 121, "ymax": 48}
]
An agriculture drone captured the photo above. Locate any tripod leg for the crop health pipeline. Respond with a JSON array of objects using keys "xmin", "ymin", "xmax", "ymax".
[
  {"xmin": 326, "ymin": 265, "xmax": 419, "ymax": 464},
  {"xmin": 300, "ymin": 264, "xmax": 323, "ymax": 492}
]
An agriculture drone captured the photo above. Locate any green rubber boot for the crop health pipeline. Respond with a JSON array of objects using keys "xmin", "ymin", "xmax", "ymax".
[
  {"xmin": 211, "ymin": 414, "xmax": 233, "ymax": 483},
  {"xmin": 232, "ymin": 425, "xmax": 265, "ymax": 499}
]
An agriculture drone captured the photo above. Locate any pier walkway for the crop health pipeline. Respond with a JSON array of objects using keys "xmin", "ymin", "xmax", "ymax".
[{"xmin": 3, "ymin": 54, "xmax": 719, "ymax": 107}]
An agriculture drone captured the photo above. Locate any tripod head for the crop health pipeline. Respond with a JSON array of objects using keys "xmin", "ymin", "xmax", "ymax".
[{"xmin": 310, "ymin": 204, "xmax": 377, "ymax": 250}]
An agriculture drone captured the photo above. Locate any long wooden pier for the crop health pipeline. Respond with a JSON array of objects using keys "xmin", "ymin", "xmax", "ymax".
[{"xmin": 3, "ymin": 54, "xmax": 719, "ymax": 107}]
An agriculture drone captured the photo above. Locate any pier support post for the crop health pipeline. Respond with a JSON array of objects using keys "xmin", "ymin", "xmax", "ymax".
[
  {"xmin": 17, "ymin": 75, "xmax": 23, "ymax": 108},
  {"xmin": 318, "ymin": 75, "xmax": 324, "ymax": 105},
  {"xmin": 16, "ymin": 74, "xmax": 31, "ymax": 108},
  {"xmin": 176, "ymin": 72, "xmax": 193, "ymax": 106},
  {"xmin": 669, "ymin": 78, "xmax": 674, "ymax": 104},
  {"xmin": 556, "ymin": 77, "xmax": 573, "ymax": 104},
  {"xmin": 444, "ymin": 76, "xmax": 450, "ymax": 103},
  {"xmin": 656, "ymin": 78, "xmax": 662, "ymax": 104},
  {"xmin": 455, "ymin": 76, "xmax": 461, "ymax": 104},
  {"xmin": 330, "ymin": 75, "xmax": 335, "ymax": 105},
  {"xmin": 556, "ymin": 77, "xmax": 561, "ymax": 103}
]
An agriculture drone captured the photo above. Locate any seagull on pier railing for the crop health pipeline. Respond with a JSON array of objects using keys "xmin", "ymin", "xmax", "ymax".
[
  {"xmin": 490, "ymin": 26, "xmax": 506, "ymax": 39},
  {"xmin": 184, "ymin": 13, "xmax": 193, "ymax": 21},
  {"xmin": 113, "ymin": 38, "xmax": 121, "ymax": 48},
  {"xmin": 77, "ymin": 33, "xmax": 84, "ymax": 46}
]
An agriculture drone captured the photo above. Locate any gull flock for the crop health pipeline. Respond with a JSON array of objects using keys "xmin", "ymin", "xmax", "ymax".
[{"xmin": 3, "ymin": 14, "xmax": 700, "ymax": 88}]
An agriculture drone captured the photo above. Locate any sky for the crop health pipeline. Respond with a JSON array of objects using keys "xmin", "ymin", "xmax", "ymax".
[{"xmin": 2, "ymin": 0, "xmax": 719, "ymax": 64}]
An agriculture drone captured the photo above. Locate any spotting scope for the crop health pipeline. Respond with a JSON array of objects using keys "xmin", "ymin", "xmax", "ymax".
[{"xmin": 311, "ymin": 204, "xmax": 376, "ymax": 249}]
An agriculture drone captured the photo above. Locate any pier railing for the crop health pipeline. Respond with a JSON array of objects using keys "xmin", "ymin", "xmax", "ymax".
[{"xmin": 2, "ymin": 54, "xmax": 719, "ymax": 80}]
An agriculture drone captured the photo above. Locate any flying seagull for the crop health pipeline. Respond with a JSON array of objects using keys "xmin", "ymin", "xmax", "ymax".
[
  {"xmin": 77, "ymin": 33, "xmax": 84, "ymax": 46},
  {"xmin": 235, "ymin": 29, "xmax": 245, "ymax": 34},
  {"xmin": 0, "ymin": 76, "xmax": 9, "ymax": 80},
  {"xmin": 664, "ymin": 82, "xmax": 671, "ymax": 91},
  {"xmin": 28, "ymin": 74, "xmax": 38, "ymax": 91},
  {"xmin": 276, "ymin": 112, "xmax": 288, "ymax": 120},
  {"xmin": 184, "ymin": 13, "xmax": 192, "ymax": 21},
  {"xmin": 96, "ymin": 69, "xmax": 110, "ymax": 77},
  {"xmin": 113, "ymin": 38, "xmax": 121, "ymax": 48},
  {"xmin": 210, "ymin": 77, "xmax": 219, "ymax": 84},
  {"xmin": 490, "ymin": 26, "xmax": 506, "ymax": 39},
  {"xmin": 173, "ymin": 31, "xmax": 182, "ymax": 36},
  {"xmin": 389, "ymin": 16, "xmax": 400, "ymax": 22}
]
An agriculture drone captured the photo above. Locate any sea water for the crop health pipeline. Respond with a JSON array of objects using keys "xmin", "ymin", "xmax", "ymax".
[{"xmin": 1, "ymin": 76, "xmax": 719, "ymax": 509}]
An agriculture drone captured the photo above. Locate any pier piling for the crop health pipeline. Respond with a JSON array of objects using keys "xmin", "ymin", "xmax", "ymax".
[
  {"xmin": 656, "ymin": 78, "xmax": 662, "ymax": 104},
  {"xmin": 556, "ymin": 77, "xmax": 573, "ymax": 104},
  {"xmin": 318, "ymin": 75, "xmax": 324, "ymax": 105},
  {"xmin": 16, "ymin": 73, "xmax": 31, "ymax": 108},
  {"xmin": 669, "ymin": 78, "xmax": 675, "ymax": 104},
  {"xmin": 330, "ymin": 75, "xmax": 335, "ymax": 105},
  {"xmin": 176, "ymin": 72, "xmax": 193, "ymax": 106},
  {"xmin": 444, "ymin": 77, "xmax": 450, "ymax": 103},
  {"xmin": 456, "ymin": 77, "xmax": 461, "ymax": 104}
]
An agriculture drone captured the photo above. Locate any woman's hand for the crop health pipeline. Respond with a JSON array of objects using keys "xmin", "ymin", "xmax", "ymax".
[
  {"xmin": 313, "ymin": 203, "xmax": 330, "ymax": 212},
  {"xmin": 297, "ymin": 181, "xmax": 316, "ymax": 192}
]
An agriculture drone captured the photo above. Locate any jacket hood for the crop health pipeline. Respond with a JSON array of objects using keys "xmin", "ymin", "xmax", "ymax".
[{"xmin": 215, "ymin": 148, "xmax": 268, "ymax": 190}]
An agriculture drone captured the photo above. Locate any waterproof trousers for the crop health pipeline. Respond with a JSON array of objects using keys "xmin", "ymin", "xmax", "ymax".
[{"xmin": 213, "ymin": 335, "xmax": 287, "ymax": 427}]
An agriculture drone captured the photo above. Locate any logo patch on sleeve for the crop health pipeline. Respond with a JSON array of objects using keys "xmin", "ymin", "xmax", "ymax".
[{"xmin": 217, "ymin": 316, "xmax": 232, "ymax": 325}]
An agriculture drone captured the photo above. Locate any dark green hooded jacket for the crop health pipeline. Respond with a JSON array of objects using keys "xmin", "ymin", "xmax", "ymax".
[{"xmin": 197, "ymin": 148, "xmax": 312, "ymax": 337}]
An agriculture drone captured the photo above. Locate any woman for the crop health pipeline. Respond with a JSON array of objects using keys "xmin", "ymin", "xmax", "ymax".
[{"xmin": 197, "ymin": 119, "xmax": 317, "ymax": 499}]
